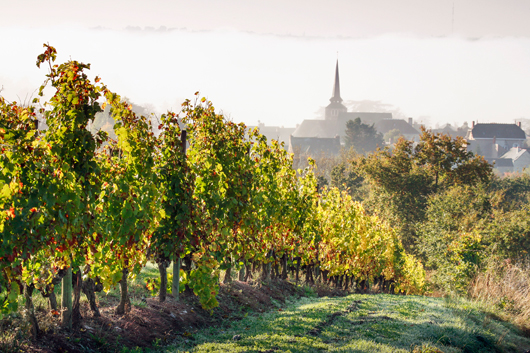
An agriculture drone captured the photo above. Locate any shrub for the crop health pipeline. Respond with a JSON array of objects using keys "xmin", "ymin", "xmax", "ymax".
[{"xmin": 417, "ymin": 185, "xmax": 490, "ymax": 294}]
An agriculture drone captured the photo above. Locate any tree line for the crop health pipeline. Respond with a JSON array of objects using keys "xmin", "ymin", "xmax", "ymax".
[{"xmin": 315, "ymin": 117, "xmax": 530, "ymax": 296}]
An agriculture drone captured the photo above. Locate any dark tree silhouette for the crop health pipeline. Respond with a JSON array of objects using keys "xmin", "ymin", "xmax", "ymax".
[{"xmin": 344, "ymin": 118, "xmax": 384, "ymax": 154}]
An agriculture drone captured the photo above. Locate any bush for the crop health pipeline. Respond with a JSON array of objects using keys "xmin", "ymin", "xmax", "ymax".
[
  {"xmin": 485, "ymin": 204, "xmax": 530, "ymax": 262},
  {"xmin": 417, "ymin": 185, "xmax": 490, "ymax": 294}
]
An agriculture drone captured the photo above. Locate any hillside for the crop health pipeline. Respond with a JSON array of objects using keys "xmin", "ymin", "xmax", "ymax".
[
  {"xmin": 4, "ymin": 276, "xmax": 530, "ymax": 353},
  {"xmin": 166, "ymin": 289, "xmax": 530, "ymax": 353}
]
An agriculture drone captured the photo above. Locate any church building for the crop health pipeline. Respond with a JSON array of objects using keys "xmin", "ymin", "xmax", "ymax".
[{"xmin": 289, "ymin": 60, "xmax": 393, "ymax": 158}]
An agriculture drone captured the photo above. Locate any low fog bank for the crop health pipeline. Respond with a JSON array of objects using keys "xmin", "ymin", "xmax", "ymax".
[{"xmin": 2, "ymin": 26, "xmax": 530, "ymax": 128}]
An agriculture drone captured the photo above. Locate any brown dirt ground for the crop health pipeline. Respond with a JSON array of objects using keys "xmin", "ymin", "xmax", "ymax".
[{"xmin": 5, "ymin": 279, "xmax": 350, "ymax": 353}]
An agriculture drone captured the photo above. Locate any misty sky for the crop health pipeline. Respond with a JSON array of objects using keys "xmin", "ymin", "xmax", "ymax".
[{"xmin": 2, "ymin": 0, "xmax": 530, "ymax": 128}]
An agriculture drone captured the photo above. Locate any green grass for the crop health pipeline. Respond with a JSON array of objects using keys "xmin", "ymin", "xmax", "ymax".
[
  {"xmin": 9, "ymin": 264, "xmax": 530, "ymax": 352},
  {"xmin": 162, "ymin": 294, "xmax": 530, "ymax": 353}
]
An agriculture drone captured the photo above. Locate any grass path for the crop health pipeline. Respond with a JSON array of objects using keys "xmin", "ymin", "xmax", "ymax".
[{"xmin": 164, "ymin": 293, "xmax": 530, "ymax": 353}]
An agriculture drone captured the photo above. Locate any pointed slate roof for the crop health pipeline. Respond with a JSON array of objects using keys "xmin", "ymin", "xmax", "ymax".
[{"xmin": 330, "ymin": 60, "xmax": 342, "ymax": 103}]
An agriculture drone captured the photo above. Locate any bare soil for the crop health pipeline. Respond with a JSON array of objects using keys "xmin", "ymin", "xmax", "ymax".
[{"xmin": 8, "ymin": 280, "xmax": 350, "ymax": 353}]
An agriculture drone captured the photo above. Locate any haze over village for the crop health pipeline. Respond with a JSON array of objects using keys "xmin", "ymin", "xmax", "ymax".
[
  {"xmin": 6, "ymin": 2, "xmax": 530, "ymax": 351},
  {"xmin": 2, "ymin": 0, "xmax": 530, "ymax": 174}
]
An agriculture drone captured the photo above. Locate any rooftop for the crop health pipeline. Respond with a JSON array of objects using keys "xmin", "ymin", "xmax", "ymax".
[
  {"xmin": 292, "ymin": 112, "xmax": 392, "ymax": 139},
  {"xmin": 289, "ymin": 135, "xmax": 341, "ymax": 156},
  {"xmin": 375, "ymin": 119, "xmax": 420, "ymax": 135},
  {"xmin": 486, "ymin": 158, "xmax": 514, "ymax": 168},
  {"xmin": 471, "ymin": 123, "xmax": 526, "ymax": 140},
  {"xmin": 501, "ymin": 147, "xmax": 528, "ymax": 161}
]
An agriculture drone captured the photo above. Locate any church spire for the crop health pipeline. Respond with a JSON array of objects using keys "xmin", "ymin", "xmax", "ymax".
[
  {"xmin": 325, "ymin": 59, "xmax": 347, "ymax": 120},
  {"xmin": 330, "ymin": 59, "xmax": 342, "ymax": 103}
]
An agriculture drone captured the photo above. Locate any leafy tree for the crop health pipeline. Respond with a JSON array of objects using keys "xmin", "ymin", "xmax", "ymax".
[
  {"xmin": 344, "ymin": 118, "xmax": 384, "ymax": 154},
  {"xmin": 417, "ymin": 185, "xmax": 490, "ymax": 294},
  {"xmin": 485, "ymin": 204, "xmax": 530, "ymax": 263},
  {"xmin": 383, "ymin": 128, "xmax": 403, "ymax": 144},
  {"xmin": 416, "ymin": 169, "xmax": 530, "ymax": 294},
  {"xmin": 358, "ymin": 138, "xmax": 431, "ymax": 249},
  {"xmin": 414, "ymin": 127, "xmax": 491, "ymax": 190},
  {"xmin": 310, "ymin": 148, "xmax": 367, "ymax": 201},
  {"xmin": 311, "ymin": 148, "xmax": 354, "ymax": 191},
  {"xmin": 316, "ymin": 175, "xmax": 328, "ymax": 189},
  {"xmin": 358, "ymin": 128, "xmax": 492, "ymax": 250},
  {"xmin": 489, "ymin": 173, "xmax": 530, "ymax": 211},
  {"xmin": 330, "ymin": 162, "xmax": 364, "ymax": 200}
]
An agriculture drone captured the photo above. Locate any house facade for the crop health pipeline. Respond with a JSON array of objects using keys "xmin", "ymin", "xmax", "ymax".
[
  {"xmin": 466, "ymin": 122, "xmax": 528, "ymax": 174},
  {"xmin": 465, "ymin": 122, "xmax": 526, "ymax": 159},
  {"xmin": 288, "ymin": 135, "xmax": 341, "ymax": 167},
  {"xmin": 486, "ymin": 158, "xmax": 514, "ymax": 175}
]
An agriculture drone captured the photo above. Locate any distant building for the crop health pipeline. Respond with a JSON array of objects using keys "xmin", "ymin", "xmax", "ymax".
[
  {"xmin": 291, "ymin": 112, "xmax": 391, "ymax": 140},
  {"xmin": 289, "ymin": 135, "xmax": 341, "ymax": 166},
  {"xmin": 247, "ymin": 123, "xmax": 295, "ymax": 150},
  {"xmin": 500, "ymin": 147, "xmax": 530, "ymax": 173},
  {"xmin": 432, "ymin": 123, "xmax": 468, "ymax": 139},
  {"xmin": 486, "ymin": 158, "xmax": 514, "ymax": 175},
  {"xmin": 466, "ymin": 122, "xmax": 526, "ymax": 159},
  {"xmin": 375, "ymin": 118, "xmax": 420, "ymax": 143},
  {"xmin": 290, "ymin": 60, "xmax": 392, "ymax": 157},
  {"xmin": 465, "ymin": 122, "xmax": 528, "ymax": 174},
  {"xmin": 324, "ymin": 60, "xmax": 348, "ymax": 121}
]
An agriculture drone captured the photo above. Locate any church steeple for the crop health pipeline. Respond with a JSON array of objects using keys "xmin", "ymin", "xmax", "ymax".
[
  {"xmin": 325, "ymin": 59, "xmax": 347, "ymax": 120},
  {"xmin": 330, "ymin": 59, "xmax": 342, "ymax": 103}
]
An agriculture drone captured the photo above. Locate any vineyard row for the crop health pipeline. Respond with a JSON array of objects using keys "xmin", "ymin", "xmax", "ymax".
[{"xmin": 0, "ymin": 45, "xmax": 425, "ymax": 336}]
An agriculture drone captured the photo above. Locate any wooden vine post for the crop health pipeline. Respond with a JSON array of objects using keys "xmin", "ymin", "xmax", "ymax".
[
  {"xmin": 61, "ymin": 267, "xmax": 72, "ymax": 330},
  {"xmin": 238, "ymin": 145, "xmax": 251, "ymax": 282},
  {"xmin": 172, "ymin": 130, "xmax": 187, "ymax": 301}
]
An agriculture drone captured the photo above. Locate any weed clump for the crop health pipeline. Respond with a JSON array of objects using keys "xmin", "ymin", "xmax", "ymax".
[{"xmin": 469, "ymin": 258, "xmax": 530, "ymax": 329}]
